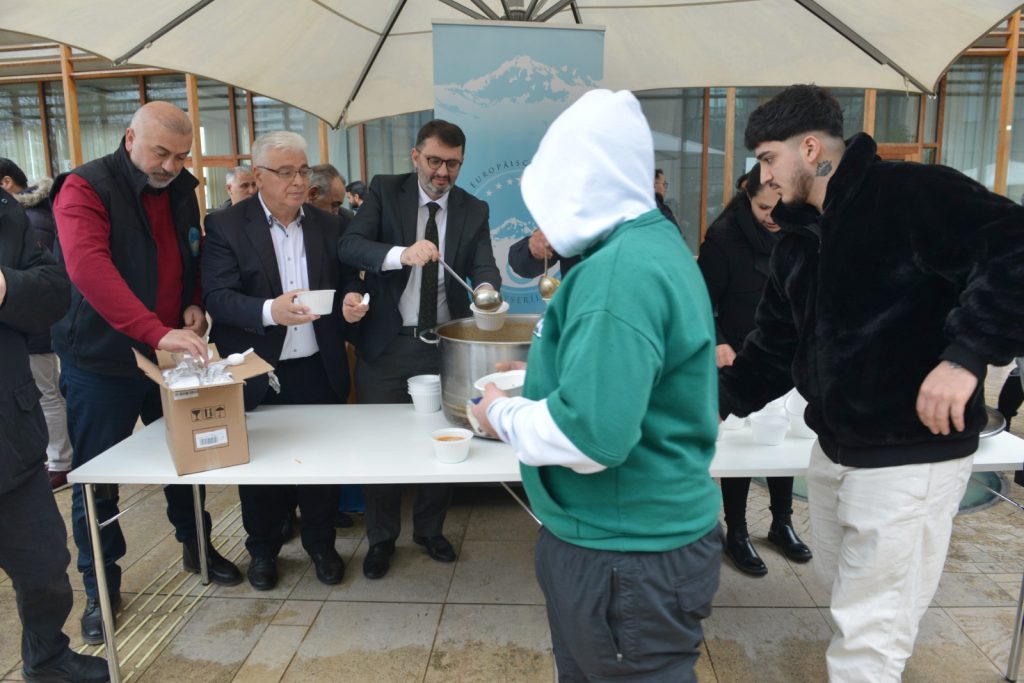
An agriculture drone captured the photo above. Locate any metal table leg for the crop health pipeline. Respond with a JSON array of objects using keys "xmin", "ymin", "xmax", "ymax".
[
  {"xmin": 192, "ymin": 484, "xmax": 209, "ymax": 584},
  {"xmin": 85, "ymin": 484, "xmax": 121, "ymax": 683},
  {"xmin": 968, "ymin": 474, "xmax": 1024, "ymax": 681},
  {"xmin": 1008, "ymin": 572, "xmax": 1024, "ymax": 681},
  {"xmin": 500, "ymin": 482, "xmax": 541, "ymax": 526}
]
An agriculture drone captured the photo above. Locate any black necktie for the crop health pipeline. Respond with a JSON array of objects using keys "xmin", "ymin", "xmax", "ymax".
[{"xmin": 418, "ymin": 202, "xmax": 441, "ymax": 330}]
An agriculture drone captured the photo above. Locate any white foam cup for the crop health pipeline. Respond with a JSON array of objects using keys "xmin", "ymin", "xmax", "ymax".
[
  {"xmin": 750, "ymin": 413, "xmax": 789, "ymax": 445},
  {"xmin": 470, "ymin": 301, "xmax": 510, "ymax": 331},
  {"xmin": 408, "ymin": 385, "xmax": 441, "ymax": 413},
  {"xmin": 431, "ymin": 428, "xmax": 473, "ymax": 463},
  {"xmin": 295, "ymin": 289, "xmax": 335, "ymax": 315},
  {"xmin": 407, "ymin": 374, "xmax": 441, "ymax": 389},
  {"xmin": 721, "ymin": 413, "xmax": 745, "ymax": 430}
]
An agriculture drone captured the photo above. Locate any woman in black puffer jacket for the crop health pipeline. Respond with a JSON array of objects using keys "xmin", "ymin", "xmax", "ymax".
[{"xmin": 699, "ymin": 168, "xmax": 812, "ymax": 576}]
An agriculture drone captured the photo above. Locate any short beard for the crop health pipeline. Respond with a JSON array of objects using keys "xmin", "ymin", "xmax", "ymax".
[
  {"xmin": 147, "ymin": 174, "xmax": 174, "ymax": 189},
  {"xmin": 784, "ymin": 165, "xmax": 815, "ymax": 207}
]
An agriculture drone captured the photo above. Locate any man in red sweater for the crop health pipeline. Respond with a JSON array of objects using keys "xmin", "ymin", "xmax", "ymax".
[{"xmin": 51, "ymin": 101, "xmax": 242, "ymax": 646}]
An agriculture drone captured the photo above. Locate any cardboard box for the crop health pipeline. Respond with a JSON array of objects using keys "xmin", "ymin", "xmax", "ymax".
[{"xmin": 134, "ymin": 347, "xmax": 274, "ymax": 475}]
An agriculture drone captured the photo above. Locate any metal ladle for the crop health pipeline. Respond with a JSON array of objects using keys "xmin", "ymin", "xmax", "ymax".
[
  {"xmin": 538, "ymin": 251, "xmax": 560, "ymax": 301},
  {"xmin": 437, "ymin": 257, "xmax": 503, "ymax": 311}
]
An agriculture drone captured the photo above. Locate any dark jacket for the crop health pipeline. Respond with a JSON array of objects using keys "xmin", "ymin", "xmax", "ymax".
[
  {"xmin": 507, "ymin": 234, "xmax": 580, "ymax": 279},
  {"xmin": 0, "ymin": 189, "xmax": 70, "ymax": 495},
  {"xmin": 14, "ymin": 178, "xmax": 58, "ymax": 354},
  {"xmin": 202, "ymin": 195, "xmax": 359, "ymax": 405},
  {"xmin": 50, "ymin": 140, "xmax": 201, "ymax": 377},
  {"xmin": 698, "ymin": 196, "xmax": 778, "ymax": 349},
  {"xmin": 720, "ymin": 133, "xmax": 1024, "ymax": 468},
  {"xmin": 338, "ymin": 173, "xmax": 500, "ymax": 360}
]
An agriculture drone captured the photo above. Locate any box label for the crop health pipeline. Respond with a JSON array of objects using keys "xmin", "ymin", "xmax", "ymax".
[
  {"xmin": 173, "ymin": 389, "xmax": 199, "ymax": 401},
  {"xmin": 194, "ymin": 428, "xmax": 229, "ymax": 451},
  {"xmin": 190, "ymin": 405, "xmax": 227, "ymax": 422}
]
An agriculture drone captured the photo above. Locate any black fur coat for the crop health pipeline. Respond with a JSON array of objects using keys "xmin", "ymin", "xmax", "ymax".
[{"xmin": 719, "ymin": 133, "xmax": 1024, "ymax": 467}]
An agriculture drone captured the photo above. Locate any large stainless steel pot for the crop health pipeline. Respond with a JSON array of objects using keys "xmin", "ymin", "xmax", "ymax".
[{"xmin": 419, "ymin": 315, "xmax": 538, "ymax": 430}]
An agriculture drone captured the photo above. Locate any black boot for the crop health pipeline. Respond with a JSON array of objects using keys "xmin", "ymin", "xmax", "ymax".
[
  {"xmin": 724, "ymin": 525, "xmax": 767, "ymax": 576},
  {"xmin": 767, "ymin": 518, "xmax": 813, "ymax": 562},
  {"xmin": 183, "ymin": 539, "xmax": 244, "ymax": 586},
  {"xmin": 80, "ymin": 593, "xmax": 120, "ymax": 646}
]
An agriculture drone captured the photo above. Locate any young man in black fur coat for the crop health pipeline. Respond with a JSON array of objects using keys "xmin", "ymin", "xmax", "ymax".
[{"xmin": 719, "ymin": 84, "xmax": 1024, "ymax": 682}]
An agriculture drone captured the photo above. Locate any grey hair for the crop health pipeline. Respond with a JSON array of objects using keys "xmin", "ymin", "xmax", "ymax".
[
  {"xmin": 308, "ymin": 164, "xmax": 344, "ymax": 194},
  {"xmin": 226, "ymin": 165, "xmax": 252, "ymax": 185},
  {"xmin": 251, "ymin": 131, "xmax": 307, "ymax": 167}
]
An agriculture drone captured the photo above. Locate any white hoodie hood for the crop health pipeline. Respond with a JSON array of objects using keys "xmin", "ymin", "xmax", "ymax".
[{"xmin": 521, "ymin": 89, "xmax": 655, "ymax": 258}]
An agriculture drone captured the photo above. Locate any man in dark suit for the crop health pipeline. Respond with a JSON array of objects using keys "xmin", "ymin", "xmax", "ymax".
[
  {"xmin": 339, "ymin": 119, "xmax": 500, "ymax": 580},
  {"xmin": 202, "ymin": 131, "xmax": 367, "ymax": 591},
  {"xmin": 0, "ymin": 190, "xmax": 108, "ymax": 682},
  {"xmin": 507, "ymin": 228, "xmax": 580, "ymax": 279}
]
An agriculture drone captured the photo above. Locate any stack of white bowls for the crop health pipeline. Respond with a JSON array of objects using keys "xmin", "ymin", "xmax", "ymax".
[{"xmin": 407, "ymin": 374, "xmax": 441, "ymax": 412}]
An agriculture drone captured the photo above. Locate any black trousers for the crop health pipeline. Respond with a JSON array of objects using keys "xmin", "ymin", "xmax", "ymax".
[
  {"xmin": 720, "ymin": 476, "xmax": 794, "ymax": 530},
  {"xmin": 0, "ymin": 466, "xmax": 74, "ymax": 670},
  {"xmin": 355, "ymin": 334, "xmax": 451, "ymax": 546},
  {"xmin": 239, "ymin": 353, "xmax": 342, "ymax": 559},
  {"xmin": 535, "ymin": 526, "xmax": 722, "ymax": 682}
]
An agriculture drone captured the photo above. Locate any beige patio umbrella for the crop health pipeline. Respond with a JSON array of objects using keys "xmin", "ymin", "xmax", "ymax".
[{"xmin": 0, "ymin": 0, "xmax": 1020, "ymax": 126}]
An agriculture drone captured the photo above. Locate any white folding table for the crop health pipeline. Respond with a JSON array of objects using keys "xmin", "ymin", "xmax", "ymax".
[{"xmin": 69, "ymin": 404, "xmax": 1024, "ymax": 682}]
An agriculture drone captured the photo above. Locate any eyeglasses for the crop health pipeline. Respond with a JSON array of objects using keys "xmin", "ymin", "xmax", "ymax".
[
  {"xmin": 257, "ymin": 165, "xmax": 312, "ymax": 181},
  {"xmin": 423, "ymin": 155, "xmax": 463, "ymax": 171}
]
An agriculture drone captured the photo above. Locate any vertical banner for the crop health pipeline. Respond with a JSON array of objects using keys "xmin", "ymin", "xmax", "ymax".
[{"xmin": 433, "ymin": 21, "xmax": 604, "ymax": 313}]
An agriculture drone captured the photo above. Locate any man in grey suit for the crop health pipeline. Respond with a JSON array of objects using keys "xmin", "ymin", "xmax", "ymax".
[{"xmin": 339, "ymin": 119, "xmax": 500, "ymax": 580}]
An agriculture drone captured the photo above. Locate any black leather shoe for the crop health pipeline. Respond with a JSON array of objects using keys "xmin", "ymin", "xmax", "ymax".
[
  {"xmin": 247, "ymin": 556, "xmax": 278, "ymax": 591},
  {"xmin": 311, "ymin": 548, "xmax": 345, "ymax": 585},
  {"xmin": 334, "ymin": 511, "xmax": 354, "ymax": 528},
  {"xmin": 23, "ymin": 651, "xmax": 110, "ymax": 683},
  {"xmin": 80, "ymin": 593, "xmax": 121, "ymax": 646},
  {"xmin": 724, "ymin": 526, "xmax": 767, "ymax": 577},
  {"xmin": 413, "ymin": 535, "xmax": 457, "ymax": 563},
  {"xmin": 183, "ymin": 540, "xmax": 244, "ymax": 586},
  {"xmin": 362, "ymin": 540, "xmax": 395, "ymax": 580},
  {"xmin": 768, "ymin": 520, "xmax": 814, "ymax": 563}
]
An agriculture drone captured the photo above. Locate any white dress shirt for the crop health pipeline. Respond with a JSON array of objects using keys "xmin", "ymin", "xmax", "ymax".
[
  {"xmin": 257, "ymin": 193, "xmax": 319, "ymax": 360},
  {"xmin": 382, "ymin": 183, "xmax": 451, "ymax": 327}
]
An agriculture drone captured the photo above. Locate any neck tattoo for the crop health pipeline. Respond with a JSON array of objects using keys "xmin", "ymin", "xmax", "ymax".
[{"xmin": 816, "ymin": 160, "xmax": 833, "ymax": 177}]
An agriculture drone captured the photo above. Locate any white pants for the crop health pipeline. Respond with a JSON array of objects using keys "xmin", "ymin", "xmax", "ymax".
[
  {"xmin": 28, "ymin": 352, "xmax": 73, "ymax": 472},
  {"xmin": 806, "ymin": 442, "xmax": 973, "ymax": 683}
]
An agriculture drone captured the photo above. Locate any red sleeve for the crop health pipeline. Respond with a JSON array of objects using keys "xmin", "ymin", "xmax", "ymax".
[
  {"xmin": 53, "ymin": 174, "xmax": 171, "ymax": 348},
  {"xmin": 192, "ymin": 230, "xmax": 203, "ymax": 307}
]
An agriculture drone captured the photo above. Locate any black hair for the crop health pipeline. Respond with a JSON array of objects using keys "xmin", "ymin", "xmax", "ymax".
[
  {"xmin": 415, "ymin": 119, "xmax": 466, "ymax": 151},
  {"xmin": 743, "ymin": 165, "xmax": 765, "ymax": 199},
  {"xmin": 744, "ymin": 84, "xmax": 843, "ymax": 150},
  {"xmin": 345, "ymin": 180, "xmax": 366, "ymax": 198},
  {"xmin": 655, "ymin": 168, "xmax": 664, "ymax": 179},
  {"xmin": 0, "ymin": 157, "xmax": 28, "ymax": 189}
]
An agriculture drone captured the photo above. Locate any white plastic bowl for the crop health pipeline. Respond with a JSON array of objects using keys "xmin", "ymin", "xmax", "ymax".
[{"xmin": 473, "ymin": 369, "xmax": 526, "ymax": 396}]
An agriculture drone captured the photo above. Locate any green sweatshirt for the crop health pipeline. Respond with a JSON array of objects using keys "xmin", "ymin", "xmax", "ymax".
[{"xmin": 520, "ymin": 209, "xmax": 721, "ymax": 552}]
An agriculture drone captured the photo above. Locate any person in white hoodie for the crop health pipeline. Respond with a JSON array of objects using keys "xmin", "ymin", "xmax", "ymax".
[{"xmin": 472, "ymin": 90, "xmax": 722, "ymax": 682}]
